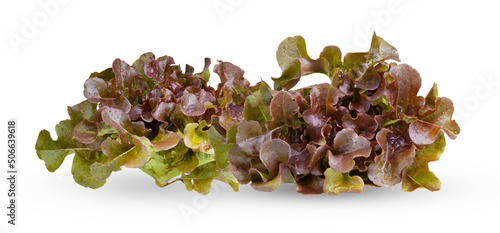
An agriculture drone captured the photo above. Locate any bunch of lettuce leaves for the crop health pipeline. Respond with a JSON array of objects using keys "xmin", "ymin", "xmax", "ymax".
[
  {"xmin": 35, "ymin": 53, "xmax": 263, "ymax": 194},
  {"xmin": 36, "ymin": 33, "xmax": 459, "ymax": 195},
  {"xmin": 229, "ymin": 33, "xmax": 459, "ymax": 194}
]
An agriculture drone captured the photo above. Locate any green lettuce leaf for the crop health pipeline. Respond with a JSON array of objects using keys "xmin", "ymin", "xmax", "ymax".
[
  {"xmin": 36, "ymin": 101, "xmax": 96, "ymax": 172},
  {"xmin": 72, "ymin": 150, "xmax": 108, "ymax": 189},
  {"xmin": 243, "ymin": 82, "xmax": 272, "ymax": 130},
  {"xmin": 272, "ymin": 36, "xmax": 311, "ymax": 90},
  {"xmin": 90, "ymin": 135, "xmax": 151, "ymax": 181},
  {"xmin": 324, "ymin": 168, "xmax": 364, "ymax": 195},
  {"xmin": 266, "ymin": 91, "xmax": 300, "ymax": 130},
  {"xmin": 403, "ymin": 131, "xmax": 446, "ymax": 192},
  {"xmin": 272, "ymin": 36, "xmax": 341, "ymax": 90},
  {"xmin": 207, "ymin": 127, "xmax": 233, "ymax": 169},
  {"xmin": 343, "ymin": 32, "xmax": 399, "ymax": 79},
  {"xmin": 139, "ymin": 141, "xmax": 188, "ymax": 187},
  {"xmin": 183, "ymin": 121, "xmax": 212, "ymax": 153}
]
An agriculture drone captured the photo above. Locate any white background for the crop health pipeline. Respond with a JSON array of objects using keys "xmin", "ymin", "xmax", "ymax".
[{"xmin": 1, "ymin": 0, "xmax": 499, "ymax": 232}]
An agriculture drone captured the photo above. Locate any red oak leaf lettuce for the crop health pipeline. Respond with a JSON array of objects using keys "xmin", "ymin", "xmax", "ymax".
[{"xmin": 37, "ymin": 33, "xmax": 460, "ymax": 196}]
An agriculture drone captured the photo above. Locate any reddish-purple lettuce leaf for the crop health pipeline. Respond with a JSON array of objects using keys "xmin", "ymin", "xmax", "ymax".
[
  {"xmin": 101, "ymin": 107, "xmax": 150, "ymax": 142},
  {"xmin": 260, "ymin": 139, "xmax": 291, "ymax": 178},
  {"xmin": 72, "ymin": 119, "xmax": 99, "ymax": 144},
  {"xmin": 151, "ymin": 127, "xmax": 180, "ymax": 150},
  {"xmin": 328, "ymin": 129, "xmax": 372, "ymax": 173},
  {"xmin": 368, "ymin": 129, "xmax": 416, "ymax": 187},
  {"xmin": 302, "ymin": 83, "xmax": 338, "ymax": 128},
  {"xmin": 84, "ymin": 77, "xmax": 109, "ymax": 103},
  {"xmin": 180, "ymin": 86, "xmax": 216, "ymax": 116},
  {"xmin": 341, "ymin": 113, "xmax": 378, "ymax": 140},
  {"xmin": 385, "ymin": 63, "xmax": 422, "ymax": 116},
  {"xmin": 267, "ymin": 91, "xmax": 300, "ymax": 130}
]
